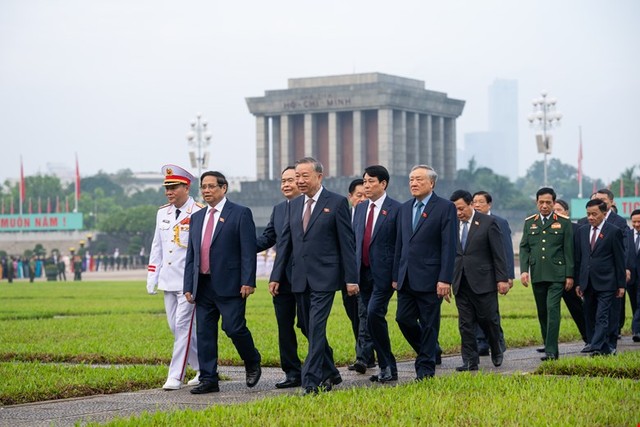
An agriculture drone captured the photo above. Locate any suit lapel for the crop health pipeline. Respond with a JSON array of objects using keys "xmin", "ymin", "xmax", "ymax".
[
  {"xmin": 370, "ymin": 199, "xmax": 388, "ymax": 242},
  {"xmin": 412, "ymin": 193, "xmax": 438, "ymax": 236},
  {"xmin": 465, "ymin": 214, "xmax": 480, "ymax": 250},
  {"xmin": 210, "ymin": 202, "xmax": 230, "ymax": 245},
  {"xmin": 305, "ymin": 191, "xmax": 328, "ymax": 234}
]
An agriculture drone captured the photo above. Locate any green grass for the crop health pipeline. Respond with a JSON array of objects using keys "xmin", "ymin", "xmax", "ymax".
[
  {"xmin": 96, "ymin": 374, "xmax": 640, "ymax": 426},
  {"xmin": 537, "ymin": 350, "xmax": 640, "ymax": 379},
  {"xmin": 0, "ymin": 362, "xmax": 167, "ymax": 405}
]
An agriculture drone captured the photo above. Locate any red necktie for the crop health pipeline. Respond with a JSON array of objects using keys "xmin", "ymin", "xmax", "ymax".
[
  {"xmin": 362, "ymin": 202, "xmax": 375, "ymax": 267},
  {"xmin": 200, "ymin": 208, "xmax": 216, "ymax": 273},
  {"xmin": 590, "ymin": 226, "xmax": 598, "ymax": 252}
]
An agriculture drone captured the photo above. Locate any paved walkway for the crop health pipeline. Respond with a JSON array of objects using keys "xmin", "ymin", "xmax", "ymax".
[{"xmin": 2, "ymin": 338, "xmax": 638, "ymax": 426}]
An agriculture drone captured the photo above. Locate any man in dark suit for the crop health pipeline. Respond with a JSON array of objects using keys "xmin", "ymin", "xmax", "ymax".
[
  {"xmin": 351, "ymin": 165, "xmax": 400, "ymax": 381},
  {"xmin": 520, "ymin": 187, "xmax": 574, "ymax": 361},
  {"xmin": 553, "ymin": 199, "xmax": 588, "ymax": 349},
  {"xmin": 575, "ymin": 198, "xmax": 626, "ymax": 355},
  {"xmin": 625, "ymin": 209, "xmax": 640, "ymax": 342},
  {"xmin": 184, "ymin": 171, "xmax": 261, "ymax": 394},
  {"xmin": 472, "ymin": 191, "xmax": 512, "ymax": 356},
  {"xmin": 270, "ymin": 157, "xmax": 359, "ymax": 395},
  {"xmin": 450, "ymin": 190, "xmax": 509, "ymax": 371},
  {"xmin": 345, "ymin": 178, "xmax": 368, "ymax": 370},
  {"xmin": 392, "ymin": 165, "xmax": 457, "ymax": 380},
  {"xmin": 256, "ymin": 166, "xmax": 302, "ymax": 389}
]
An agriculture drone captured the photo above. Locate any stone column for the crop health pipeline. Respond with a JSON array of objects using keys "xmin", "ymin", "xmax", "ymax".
[
  {"xmin": 353, "ymin": 110, "xmax": 364, "ymax": 175},
  {"xmin": 393, "ymin": 110, "xmax": 407, "ymax": 175},
  {"xmin": 255, "ymin": 116, "xmax": 269, "ymax": 180},
  {"xmin": 328, "ymin": 112, "xmax": 340, "ymax": 177},
  {"xmin": 280, "ymin": 115, "xmax": 293, "ymax": 170},
  {"xmin": 419, "ymin": 114, "xmax": 432, "ymax": 167},
  {"xmin": 444, "ymin": 117, "xmax": 457, "ymax": 180},
  {"xmin": 271, "ymin": 116, "xmax": 281, "ymax": 177},
  {"xmin": 378, "ymin": 109, "xmax": 393, "ymax": 171},
  {"xmin": 432, "ymin": 116, "xmax": 445, "ymax": 175},
  {"xmin": 304, "ymin": 113, "xmax": 316, "ymax": 157},
  {"xmin": 406, "ymin": 112, "xmax": 419, "ymax": 171}
]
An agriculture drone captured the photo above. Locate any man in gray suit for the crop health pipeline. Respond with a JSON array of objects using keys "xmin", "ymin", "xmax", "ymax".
[
  {"xmin": 450, "ymin": 190, "xmax": 509, "ymax": 371},
  {"xmin": 269, "ymin": 157, "xmax": 359, "ymax": 395}
]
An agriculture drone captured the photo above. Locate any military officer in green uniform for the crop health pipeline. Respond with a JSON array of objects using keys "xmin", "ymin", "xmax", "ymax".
[{"xmin": 520, "ymin": 187, "xmax": 574, "ymax": 361}]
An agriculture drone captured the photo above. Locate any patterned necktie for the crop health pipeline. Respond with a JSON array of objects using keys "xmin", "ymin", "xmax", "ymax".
[
  {"xmin": 635, "ymin": 232, "xmax": 640, "ymax": 254},
  {"xmin": 460, "ymin": 221, "xmax": 469, "ymax": 250},
  {"xmin": 200, "ymin": 208, "xmax": 216, "ymax": 274},
  {"xmin": 413, "ymin": 201, "xmax": 424, "ymax": 231},
  {"xmin": 590, "ymin": 226, "xmax": 598, "ymax": 251},
  {"xmin": 302, "ymin": 198, "xmax": 314, "ymax": 232},
  {"xmin": 362, "ymin": 202, "xmax": 376, "ymax": 267},
  {"xmin": 175, "ymin": 209, "xmax": 181, "ymax": 220}
]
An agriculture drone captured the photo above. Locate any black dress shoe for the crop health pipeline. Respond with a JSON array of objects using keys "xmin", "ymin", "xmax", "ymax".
[
  {"xmin": 632, "ymin": 334, "xmax": 640, "ymax": 343},
  {"xmin": 491, "ymin": 352, "xmax": 504, "ymax": 367},
  {"xmin": 436, "ymin": 351, "xmax": 442, "ymax": 365},
  {"xmin": 536, "ymin": 347, "xmax": 546, "ymax": 353},
  {"xmin": 246, "ymin": 364, "xmax": 262, "ymax": 388},
  {"xmin": 478, "ymin": 347, "xmax": 490, "ymax": 356},
  {"xmin": 369, "ymin": 367, "xmax": 397, "ymax": 383},
  {"xmin": 540, "ymin": 353, "xmax": 558, "ymax": 361},
  {"xmin": 275, "ymin": 377, "xmax": 301, "ymax": 389},
  {"xmin": 352, "ymin": 360, "xmax": 367, "ymax": 374},
  {"xmin": 580, "ymin": 344, "xmax": 593, "ymax": 353},
  {"xmin": 455, "ymin": 364, "xmax": 478, "ymax": 372},
  {"xmin": 303, "ymin": 386, "xmax": 319, "ymax": 395},
  {"xmin": 324, "ymin": 373, "xmax": 342, "ymax": 386},
  {"xmin": 190, "ymin": 381, "xmax": 220, "ymax": 394}
]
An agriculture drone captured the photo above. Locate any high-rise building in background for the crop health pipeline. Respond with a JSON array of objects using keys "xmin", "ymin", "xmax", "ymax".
[{"xmin": 464, "ymin": 79, "xmax": 519, "ymax": 181}]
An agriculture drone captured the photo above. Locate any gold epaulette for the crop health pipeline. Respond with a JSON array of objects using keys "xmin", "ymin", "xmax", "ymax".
[
  {"xmin": 525, "ymin": 213, "xmax": 538, "ymax": 221},
  {"xmin": 555, "ymin": 213, "xmax": 569, "ymax": 219},
  {"xmin": 195, "ymin": 202, "xmax": 206, "ymax": 208},
  {"xmin": 158, "ymin": 203, "xmax": 170, "ymax": 210}
]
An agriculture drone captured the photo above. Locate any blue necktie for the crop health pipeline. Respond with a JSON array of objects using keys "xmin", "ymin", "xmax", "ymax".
[
  {"xmin": 460, "ymin": 221, "xmax": 469, "ymax": 250},
  {"xmin": 413, "ymin": 201, "xmax": 424, "ymax": 231}
]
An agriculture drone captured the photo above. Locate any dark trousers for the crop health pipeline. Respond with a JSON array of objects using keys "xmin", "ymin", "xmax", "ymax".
[
  {"xmin": 562, "ymin": 286, "xmax": 588, "ymax": 342},
  {"xmin": 295, "ymin": 287, "xmax": 340, "ymax": 389},
  {"xmin": 632, "ymin": 282, "xmax": 640, "ymax": 335},
  {"xmin": 355, "ymin": 266, "xmax": 375, "ymax": 365},
  {"xmin": 368, "ymin": 286, "xmax": 397, "ymax": 375},
  {"xmin": 620, "ymin": 280, "xmax": 638, "ymax": 333},
  {"xmin": 476, "ymin": 312, "xmax": 506, "ymax": 354},
  {"xmin": 195, "ymin": 274, "xmax": 261, "ymax": 383},
  {"xmin": 273, "ymin": 286, "xmax": 302, "ymax": 379},
  {"xmin": 395, "ymin": 279, "xmax": 442, "ymax": 379},
  {"xmin": 583, "ymin": 286, "xmax": 617, "ymax": 354},
  {"xmin": 342, "ymin": 286, "xmax": 360, "ymax": 356},
  {"xmin": 532, "ymin": 281, "xmax": 564, "ymax": 357},
  {"xmin": 456, "ymin": 276, "xmax": 502, "ymax": 366}
]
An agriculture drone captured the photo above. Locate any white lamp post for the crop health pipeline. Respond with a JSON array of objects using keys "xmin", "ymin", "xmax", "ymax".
[
  {"xmin": 186, "ymin": 112, "xmax": 212, "ymax": 184},
  {"xmin": 527, "ymin": 91, "xmax": 562, "ymax": 187}
]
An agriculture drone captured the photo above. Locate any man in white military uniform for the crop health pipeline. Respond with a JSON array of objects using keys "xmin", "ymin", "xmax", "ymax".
[{"xmin": 147, "ymin": 164, "xmax": 203, "ymax": 390}]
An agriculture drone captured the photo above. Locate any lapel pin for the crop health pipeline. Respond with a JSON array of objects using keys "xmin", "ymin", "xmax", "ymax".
[
  {"xmin": 219, "ymin": 217, "xmax": 225, "ymax": 223},
  {"xmin": 422, "ymin": 212, "xmax": 427, "ymax": 218},
  {"xmin": 323, "ymin": 208, "xmax": 330, "ymax": 213}
]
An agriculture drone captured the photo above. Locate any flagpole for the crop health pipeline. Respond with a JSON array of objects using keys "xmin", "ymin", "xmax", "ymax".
[
  {"xmin": 74, "ymin": 153, "xmax": 80, "ymax": 213},
  {"xmin": 577, "ymin": 127, "xmax": 583, "ymax": 199},
  {"xmin": 19, "ymin": 155, "xmax": 24, "ymax": 215}
]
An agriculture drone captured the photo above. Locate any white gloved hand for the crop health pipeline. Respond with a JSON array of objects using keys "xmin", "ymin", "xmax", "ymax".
[{"xmin": 146, "ymin": 281, "xmax": 157, "ymax": 295}]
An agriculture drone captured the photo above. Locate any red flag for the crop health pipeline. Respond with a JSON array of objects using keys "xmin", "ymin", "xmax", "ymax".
[
  {"xmin": 20, "ymin": 156, "xmax": 26, "ymax": 214},
  {"xmin": 56, "ymin": 195, "xmax": 60, "ymax": 213},
  {"xmin": 47, "ymin": 197, "xmax": 51, "ymax": 214},
  {"xmin": 620, "ymin": 178, "xmax": 624, "ymax": 198},
  {"xmin": 75, "ymin": 154, "xmax": 81, "ymax": 211},
  {"xmin": 38, "ymin": 197, "xmax": 42, "ymax": 214},
  {"xmin": 65, "ymin": 196, "xmax": 69, "ymax": 213},
  {"xmin": 10, "ymin": 197, "xmax": 14, "ymax": 214},
  {"xmin": 28, "ymin": 198, "xmax": 32, "ymax": 214}
]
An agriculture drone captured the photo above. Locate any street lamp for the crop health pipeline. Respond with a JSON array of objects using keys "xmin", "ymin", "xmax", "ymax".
[
  {"xmin": 527, "ymin": 91, "xmax": 562, "ymax": 187},
  {"xmin": 186, "ymin": 113, "xmax": 212, "ymax": 184}
]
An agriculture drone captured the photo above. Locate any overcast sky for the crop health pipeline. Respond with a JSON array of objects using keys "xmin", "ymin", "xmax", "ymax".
[{"xmin": 1, "ymin": 0, "xmax": 638, "ymax": 186}]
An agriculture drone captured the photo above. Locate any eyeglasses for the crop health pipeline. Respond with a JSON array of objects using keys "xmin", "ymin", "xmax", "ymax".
[{"xmin": 200, "ymin": 184, "xmax": 221, "ymax": 190}]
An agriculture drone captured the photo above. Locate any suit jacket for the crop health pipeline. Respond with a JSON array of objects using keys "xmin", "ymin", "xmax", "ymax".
[
  {"xmin": 257, "ymin": 200, "xmax": 292, "ymax": 284},
  {"xmin": 626, "ymin": 229, "xmax": 640, "ymax": 286},
  {"xmin": 578, "ymin": 211, "xmax": 629, "ymax": 231},
  {"xmin": 519, "ymin": 213, "xmax": 574, "ymax": 283},
  {"xmin": 492, "ymin": 214, "xmax": 515, "ymax": 280},
  {"xmin": 270, "ymin": 188, "xmax": 358, "ymax": 292},
  {"xmin": 452, "ymin": 211, "xmax": 508, "ymax": 295},
  {"xmin": 575, "ymin": 221, "xmax": 625, "ymax": 292},
  {"xmin": 353, "ymin": 196, "xmax": 401, "ymax": 291},
  {"xmin": 184, "ymin": 200, "xmax": 257, "ymax": 299},
  {"xmin": 393, "ymin": 192, "xmax": 457, "ymax": 292}
]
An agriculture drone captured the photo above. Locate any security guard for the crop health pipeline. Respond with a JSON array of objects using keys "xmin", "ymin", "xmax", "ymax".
[
  {"xmin": 519, "ymin": 187, "xmax": 574, "ymax": 361},
  {"xmin": 147, "ymin": 164, "xmax": 204, "ymax": 390}
]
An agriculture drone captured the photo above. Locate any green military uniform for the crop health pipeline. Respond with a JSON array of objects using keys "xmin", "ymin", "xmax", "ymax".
[{"xmin": 520, "ymin": 212, "xmax": 574, "ymax": 358}]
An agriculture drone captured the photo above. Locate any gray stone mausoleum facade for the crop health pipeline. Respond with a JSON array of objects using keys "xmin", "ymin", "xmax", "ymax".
[{"xmin": 246, "ymin": 72, "xmax": 465, "ymax": 180}]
